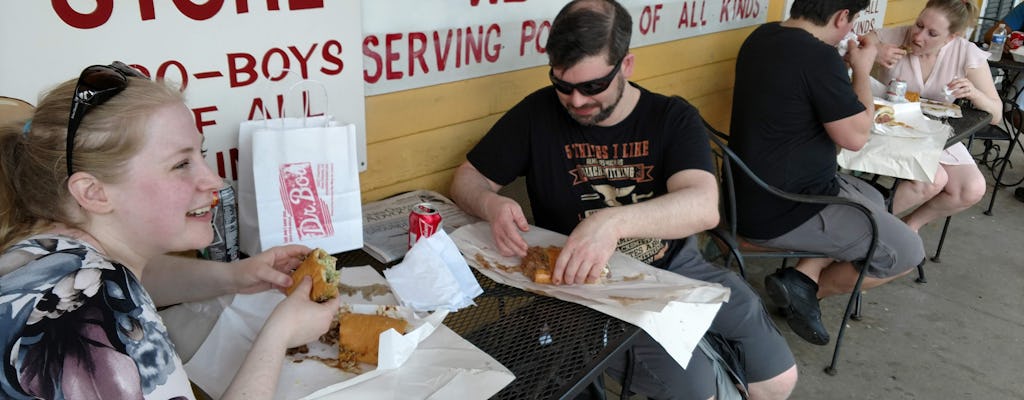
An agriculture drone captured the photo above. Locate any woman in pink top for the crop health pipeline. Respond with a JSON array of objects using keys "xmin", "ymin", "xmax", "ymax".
[{"xmin": 868, "ymin": 0, "xmax": 1000, "ymax": 233}]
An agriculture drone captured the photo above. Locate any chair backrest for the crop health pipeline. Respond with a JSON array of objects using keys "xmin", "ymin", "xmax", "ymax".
[{"xmin": 702, "ymin": 119, "xmax": 880, "ymax": 267}]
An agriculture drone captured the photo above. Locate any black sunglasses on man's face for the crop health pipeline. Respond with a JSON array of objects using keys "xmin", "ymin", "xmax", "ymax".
[
  {"xmin": 66, "ymin": 61, "xmax": 146, "ymax": 177},
  {"xmin": 548, "ymin": 58, "xmax": 624, "ymax": 97}
]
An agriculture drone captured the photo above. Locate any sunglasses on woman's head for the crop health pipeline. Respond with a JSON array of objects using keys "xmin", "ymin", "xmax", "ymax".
[
  {"xmin": 548, "ymin": 58, "xmax": 623, "ymax": 96},
  {"xmin": 66, "ymin": 61, "xmax": 146, "ymax": 177}
]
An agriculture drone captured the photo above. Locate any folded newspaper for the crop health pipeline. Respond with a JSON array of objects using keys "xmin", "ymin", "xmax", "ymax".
[{"xmin": 362, "ymin": 190, "xmax": 480, "ymax": 263}]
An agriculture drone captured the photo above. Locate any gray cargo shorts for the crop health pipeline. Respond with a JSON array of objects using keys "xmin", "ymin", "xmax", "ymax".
[{"xmin": 750, "ymin": 174, "xmax": 925, "ymax": 278}]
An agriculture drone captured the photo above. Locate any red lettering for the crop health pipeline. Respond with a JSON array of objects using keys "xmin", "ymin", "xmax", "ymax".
[
  {"xmin": 638, "ymin": 4, "xmax": 663, "ymax": 35},
  {"xmin": 216, "ymin": 151, "xmax": 227, "ymax": 179},
  {"xmin": 485, "ymin": 24, "xmax": 501, "ymax": 62},
  {"xmin": 456, "ymin": 28, "xmax": 464, "ymax": 68},
  {"xmin": 262, "ymin": 47, "xmax": 290, "ymax": 81},
  {"xmin": 363, "ymin": 36, "xmax": 383, "ymax": 83},
  {"xmin": 228, "ymin": 147, "xmax": 239, "ymax": 181},
  {"xmin": 192, "ymin": 106, "xmax": 217, "ymax": 134},
  {"xmin": 57, "ymin": 0, "xmax": 326, "ymax": 29},
  {"xmin": 520, "ymin": 20, "xmax": 550, "ymax": 56},
  {"xmin": 408, "ymin": 32, "xmax": 429, "ymax": 77},
  {"xmin": 52, "ymin": 0, "xmax": 113, "ymax": 29},
  {"xmin": 156, "ymin": 60, "xmax": 190, "ymax": 90},
  {"xmin": 214, "ymin": 148, "xmax": 239, "ymax": 181},
  {"xmin": 433, "ymin": 30, "xmax": 455, "ymax": 72},
  {"xmin": 300, "ymin": 90, "xmax": 325, "ymax": 117},
  {"xmin": 172, "ymin": 0, "xmax": 224, "ymax": 21},
  {"xmin": 288, "ymin": 0, "xmax": 325, "ymax": 11},
  {"xmin": 228, "ymin": 52, "xmax": 258, "ymax": 87},
  {"xmin": 126, "ymin": 64, "xmax": 151, "ymax": 78},
  {"xmin": 384, "ymin": 33, "xmax": 404, "ymax": 80},
  {"xmin": 469, "ymin": 0, "xmax": 525, "ymax": 5},
  {"xmin": 720, "ymin": 0, "xmax": 730, "ymax": 22},
  {"xmin": 321, "ymin": 39, "xmax": 344, "ymax": 75},
  {"xmin": 465, "ymin": 27, "xmax": 484, "ymax": 65},
  {"xmin": 287, "ymin": 44, "xmax": 317, "ymax": 78},
  {"xmin": 247, "ymin": 97, "xmax": 269, "ymax": 120},
  {"xmin": 521, "ymin": 20, "xmax": 536, "ymax": 57},
  {"xmin": 139, "ymin": 0, "xmax": 156, "ymax": 20},
  {"xmin": 678, "ymin": 1, "xmax": 708, "ymax": 28}
]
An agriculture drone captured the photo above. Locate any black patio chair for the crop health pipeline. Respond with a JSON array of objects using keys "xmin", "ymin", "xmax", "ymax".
[{"xmin": 703, "ymin": 120, "xmax": 879, "ymax": 375}]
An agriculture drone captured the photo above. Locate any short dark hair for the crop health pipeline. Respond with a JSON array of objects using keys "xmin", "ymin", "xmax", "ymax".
[
  {"xmin": 789, "ymin": 0, "xmax": 869, "ymax": 25},
  {"xmin": 545, "ymin": 0, "xmax": 632, "ymax": 69}
]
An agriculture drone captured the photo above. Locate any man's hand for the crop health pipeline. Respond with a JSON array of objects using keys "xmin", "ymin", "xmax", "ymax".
[
  {"xmin": 846, "ymin": 35, "xmax": 878, "ymax": 74},
  {"xmin": 233, "ymin": 244, "xmax": 310, "ymax": 294},
  {"xmin": 484, "ymin": 194, "xmax": 530, "ymax": 258},
  {"xmin": 553, "ymin": 210, "xmax": 619, "ymax": 285}
]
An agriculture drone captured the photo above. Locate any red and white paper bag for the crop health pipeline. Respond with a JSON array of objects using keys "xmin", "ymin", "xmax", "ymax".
[{"xmin": 241, "ymin": 120, "xmax": 362, "ymax": 254}]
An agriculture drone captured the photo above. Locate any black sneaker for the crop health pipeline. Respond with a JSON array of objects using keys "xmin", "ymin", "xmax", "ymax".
[
  {"xmin": 764, "ymin": 268, "xmax": 830, "ymax": 345},
  {"xmin": 1015, "ymin": 187, "xmax": 1024, "ymax": 203}
]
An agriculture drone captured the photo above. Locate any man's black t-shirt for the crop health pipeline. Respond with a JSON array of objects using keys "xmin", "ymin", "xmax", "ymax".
[
  {"xmin": 467, "ymin": 83, "xmax": 713, "ymax": 268},
  {"xmin": 730, "ymin": 22, "xmax": 865, "ymax": 239}
]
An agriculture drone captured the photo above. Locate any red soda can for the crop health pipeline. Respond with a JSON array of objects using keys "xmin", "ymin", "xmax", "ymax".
[
  {"xmin": 408, "ymin": 202, "xmax": 443, "ymax": 248},
  {"xmin": 885, "ymin": 79, "xmax": 908, "ymax": 103},
  {"xmin": 1010, "ymin": 31, "xmax": 1024, "ymax": 50}
]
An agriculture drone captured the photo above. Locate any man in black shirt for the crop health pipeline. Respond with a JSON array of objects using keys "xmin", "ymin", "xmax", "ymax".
[
  {"xmin": 731, "ymin": 0, "xmax": 925, "ymax": 345},
  {"xmin": 452, "ymin": 1, "xmax": 797, "ymax": 399}
]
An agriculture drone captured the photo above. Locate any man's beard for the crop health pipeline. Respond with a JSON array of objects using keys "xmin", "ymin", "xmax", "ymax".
[{"xmin": 567, "ymin": 77, "xmax": 625, "ymax": 126}]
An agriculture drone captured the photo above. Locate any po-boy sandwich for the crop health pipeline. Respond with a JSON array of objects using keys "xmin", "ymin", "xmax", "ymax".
[{"xmin": 286, "ymin": 248, "xmax": 339, "ymax": 302}]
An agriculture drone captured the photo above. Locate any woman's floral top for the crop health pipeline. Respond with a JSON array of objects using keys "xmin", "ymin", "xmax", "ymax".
[{"xmin": 0, "ymin": 235, "xmax": 194, "ymax": 399}]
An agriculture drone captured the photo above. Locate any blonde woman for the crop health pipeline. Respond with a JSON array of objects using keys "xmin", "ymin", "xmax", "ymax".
[
  {"xmin": 0, "ymin": 63, "xmax": 339, "ymax": 399},
  {"xmin": 869, "ymin": 0, "xmax": 998, "ymax": 232}
]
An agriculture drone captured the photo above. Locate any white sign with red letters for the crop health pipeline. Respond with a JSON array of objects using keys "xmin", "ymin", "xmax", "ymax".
[
  {"xmin": 782, "ymin": 0, "xmax": 887, "ymax": 35},
  {"xmin": 0, "ymin": 0, "xmax": 366, "ymax": 179},
  {"xmin": 362, "ymin": 0, "xmax": 768, "ymax": 95}
]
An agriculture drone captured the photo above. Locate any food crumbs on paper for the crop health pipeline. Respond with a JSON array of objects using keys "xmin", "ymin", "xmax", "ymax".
[
  {"xmin": 337, "ymin": 282, "xmax": 392, "ymax": 301},
  {"xmin": 610, "ymin": 295, "xmax": 651, "ymax": 306},
  {"xmin": 622, "ymin": 273, "xmax": 645, "ymax": 281}
]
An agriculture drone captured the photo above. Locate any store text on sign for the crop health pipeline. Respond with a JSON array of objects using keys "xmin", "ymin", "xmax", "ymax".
[
  {"xmin": 52, "ymin": 0, "xmax": 326, "ymax": 29},
  {"xmin": 280, "ymin": 162, "xmax": 334, "ymax": 240}
]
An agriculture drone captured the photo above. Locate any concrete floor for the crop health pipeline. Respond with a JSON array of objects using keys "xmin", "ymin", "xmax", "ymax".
[
  {"xmin": 604, "ymin": 142, "xmax": 1024, "ymax": 399},
  {"xmin": 777, "ymin": 151, "xmax": 1024, "ymax": 399}
]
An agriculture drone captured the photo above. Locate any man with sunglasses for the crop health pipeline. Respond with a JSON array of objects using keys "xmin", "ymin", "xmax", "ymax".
[{"xmin": 451, "ymin": 1, "xmax": 797, "ymax": 399}]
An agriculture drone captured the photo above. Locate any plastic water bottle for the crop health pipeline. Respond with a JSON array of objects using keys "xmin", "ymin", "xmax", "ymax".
[{"xmin": 990, "ymin": 23, "xmax": 1009, "ymax": 61}]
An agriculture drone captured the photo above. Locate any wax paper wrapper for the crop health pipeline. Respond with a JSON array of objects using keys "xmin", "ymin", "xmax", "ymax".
[
  {"xmin": 920, "ymin": 99, "xmax": 962, "ymax": 119},
  {"xmin": 177, "ymin": 266, "xmax": 513, "ymax": 399},
  {"xmin": 839, "ymin": 100, "xmax": 950, "ymax": 183},
  {"xmin": 384, "ymin": 229, "xmax": 483, "ymax": 312},
  {"xmin": 450, "ymin": 222, "xmax": 728, "ymax": 369}
]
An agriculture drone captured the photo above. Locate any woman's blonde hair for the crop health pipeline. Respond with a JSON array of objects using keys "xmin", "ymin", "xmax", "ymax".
[
  {"xmin": 926, "ymin": 0, "xmax": 979, "ymax": 35},
  {"xmin": 0, "ymin": 73, "xmax": 184, "ymax": 249}
]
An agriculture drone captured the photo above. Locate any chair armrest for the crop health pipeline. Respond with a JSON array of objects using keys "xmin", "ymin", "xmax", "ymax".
[{"xmin": 705, "ymin": 227, "xmax": 748, "ymax": 278}]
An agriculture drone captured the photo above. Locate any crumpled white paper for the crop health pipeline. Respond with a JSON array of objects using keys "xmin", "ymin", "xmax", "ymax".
[
  {"xmin": 450, "ymin": 222, "xmax": 729, "ymax": 369},
  {"xmin": 838, "ymin": 100, "xmax": 951, "ymax": 183},
  {"xmin": 384, "ymin": 229, "xmax": 483, "ymax": 312},
  {"xmin": 176, "ymin": 266, "xmax": 513, "ymax": 400}
]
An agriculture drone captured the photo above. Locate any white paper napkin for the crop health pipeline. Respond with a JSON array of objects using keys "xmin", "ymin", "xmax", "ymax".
[{"xmin": 384, "ymin": 229, "xmax": 483, "ymax": 312}]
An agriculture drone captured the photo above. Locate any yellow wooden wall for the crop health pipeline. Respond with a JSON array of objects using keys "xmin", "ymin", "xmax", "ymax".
[{"xmin": 360, "ymin": 0, "xmax": 929, "ymax": 202}]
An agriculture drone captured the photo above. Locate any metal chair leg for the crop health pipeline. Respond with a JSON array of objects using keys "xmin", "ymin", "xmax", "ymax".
[
  {"xmin": 930, "ymin": 216, "xmax": 952, "ymax": 263},
  {"xmin": 825, "ymin": 262, "xmax": 871, "ymax": 376},
  {"xmin": 985, "ymin": 124, "xmax": 1022, "ymax": 215},
  {"xmin": 851, "ymin": 291, "xmax": 863, "ymax": 321}
]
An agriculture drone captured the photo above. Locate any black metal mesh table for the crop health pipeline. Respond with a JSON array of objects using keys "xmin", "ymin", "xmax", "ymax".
[{"xmin": 335, "ymin": 250, "xmax": 641, "ymax": 400}]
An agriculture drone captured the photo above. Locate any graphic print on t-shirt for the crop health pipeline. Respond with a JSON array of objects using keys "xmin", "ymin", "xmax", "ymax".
[{"xmin": 565, "ymin": 139, "xmax": 667, "ymax": 264}]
